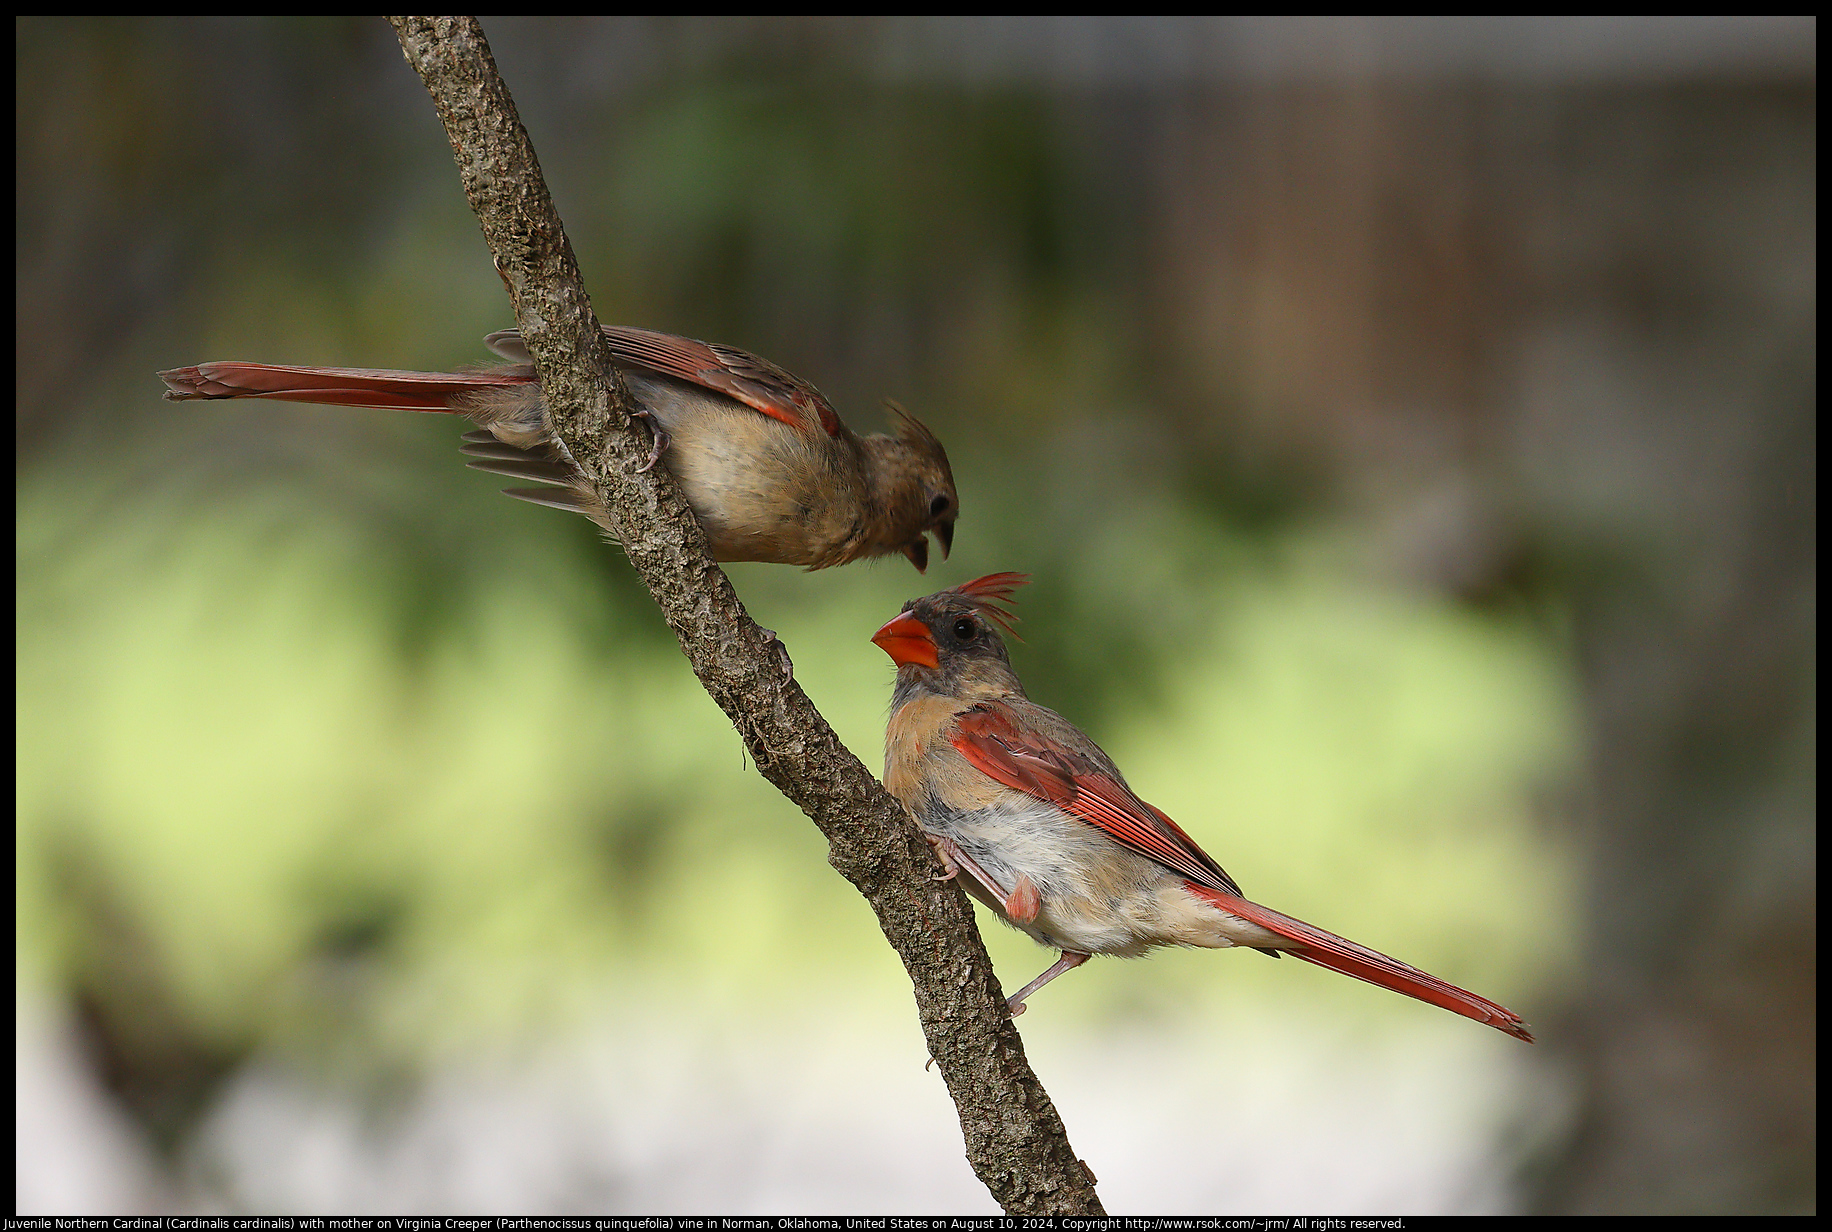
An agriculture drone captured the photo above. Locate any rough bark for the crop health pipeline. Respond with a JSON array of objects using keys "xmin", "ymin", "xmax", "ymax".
[{"xmin": 386, "ymin": 16, "xmax": 1102, "ymax": 1215}]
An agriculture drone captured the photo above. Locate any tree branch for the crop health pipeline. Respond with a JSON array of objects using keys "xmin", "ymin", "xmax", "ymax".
[{"xmin": 386, "ymin": 17, "xmax": 1102, "ymax": 1215}]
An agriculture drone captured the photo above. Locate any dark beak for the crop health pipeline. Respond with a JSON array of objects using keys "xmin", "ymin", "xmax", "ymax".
[
  {"xmin": 934, "ymin": 519, "xmax": 954, "ymax": 560},
  {"xmin": 902, "ymin": 536, "xmax": 929, "ymax": 573}
]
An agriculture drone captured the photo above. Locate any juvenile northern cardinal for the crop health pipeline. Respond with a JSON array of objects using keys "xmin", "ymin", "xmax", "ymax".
[
  {"xmin": 160, "ymin": 327, "xmax": 958, "ymax": 571},
  {"xmin": 873, "ymin": 573, "xmax": 1535, "ymax": 1041}
]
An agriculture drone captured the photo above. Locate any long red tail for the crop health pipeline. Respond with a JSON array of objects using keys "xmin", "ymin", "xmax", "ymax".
[
  {"xmin": 1187, "ymin": 883, "xmax": 1535, "ymax": 1042},
  {"xmin": 158, "ymin": 362, "xmax": 531, "ymax": 412}
]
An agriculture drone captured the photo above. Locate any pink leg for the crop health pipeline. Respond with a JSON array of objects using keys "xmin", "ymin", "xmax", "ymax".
[
  {"xmin": 1006, "ymin": 951, "xmax": 1090, "ymax": 1018},
  {"xmin": 927, "ymin": 834, "xmax": 1011, "ymax": 901},
  {"xmin": 927, "ymin": 835, "xmax": 1044, "ymax": 923},
  {"xmin": 930, "ymin": 836, "xmax": 1047, "ymax": 924}
]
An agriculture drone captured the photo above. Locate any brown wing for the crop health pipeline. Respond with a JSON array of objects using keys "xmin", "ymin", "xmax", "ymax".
[
  {"xmin": 599, "ymin": 326, "xmax": 843, "ymax": 437},
  {"xmin": 951, "ymin": 704, "xmax": 1246, "ymax": 898},
  {"xmin": 954, "ymin": 706, "xmax": 1536, "ymax": 1042}
]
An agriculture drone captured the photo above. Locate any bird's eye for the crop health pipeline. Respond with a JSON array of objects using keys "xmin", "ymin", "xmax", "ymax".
[
  {"xmin": 929, "ymin": 494, "xmax": 951, "ymax": 518},
  {"xmin": 951, "ymin": 617, "xmax": 977, "ymax": 640}
]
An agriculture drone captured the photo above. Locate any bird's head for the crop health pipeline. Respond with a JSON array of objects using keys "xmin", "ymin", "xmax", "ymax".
[
  {"xmin": 873, "ymin": 572, "xmax": 1028, "ymax": 699},
  {"xmin": 876, "ymin": 403, "xmax": 957, "ymax": 573}
]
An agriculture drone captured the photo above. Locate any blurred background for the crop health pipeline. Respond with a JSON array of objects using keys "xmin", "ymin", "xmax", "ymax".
[{"xmin": 15, "ymin": 16, "xmax": 1813, "ymax": 1215}]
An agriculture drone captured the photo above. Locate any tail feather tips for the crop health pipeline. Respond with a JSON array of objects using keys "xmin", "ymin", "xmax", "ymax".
[
  {"xmin": 158, "ymin": 362, "xmax": 528, "ymax": 411},
  {"xmin": 1188, "ymin": 884, "xmax": 1535, "ymax": 1042}
]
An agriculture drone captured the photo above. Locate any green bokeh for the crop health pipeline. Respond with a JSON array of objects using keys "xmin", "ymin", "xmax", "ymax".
[{"xmin": 18, "ymin": 453, "xmax": 1578, "ymax": 1070}]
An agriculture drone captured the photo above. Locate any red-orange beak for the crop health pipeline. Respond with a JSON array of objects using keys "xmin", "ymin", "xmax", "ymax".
[{"xmin": 871, "ymin": 611, "xmax": 939, "ymax": 669}]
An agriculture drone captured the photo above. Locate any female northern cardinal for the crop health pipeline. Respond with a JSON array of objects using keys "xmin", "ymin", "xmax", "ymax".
[
  {"xmin": 873, "ymin": 573, "xmax": 1535, "ymax": 1041},
  {"xmin": 160, "ymin": 327, "xmax": 958, "ymax": 571}
]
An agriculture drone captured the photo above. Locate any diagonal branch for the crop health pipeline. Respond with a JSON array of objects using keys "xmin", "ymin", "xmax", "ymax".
[{"xmin": 386, "ymin": 17, "xmax": 1102, "ymax": 1215}]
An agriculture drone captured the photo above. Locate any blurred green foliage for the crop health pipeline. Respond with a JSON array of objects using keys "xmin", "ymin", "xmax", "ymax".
[
  {"xmin": 17, "ymin": 16, "xmax": 1577, "ymax": 1101},
  {"xmin": 17, "ymin": 457, "xmax": 1577, "ymax": 1073}
]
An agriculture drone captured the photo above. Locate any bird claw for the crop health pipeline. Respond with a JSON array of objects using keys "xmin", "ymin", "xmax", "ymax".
[
  {"xmin": 630, "ymin": 409, "xmax": 670, "ymax": 473},
  {"xmin": 925, "ymin": 834, "xmax": 961, "ymax": 882}
]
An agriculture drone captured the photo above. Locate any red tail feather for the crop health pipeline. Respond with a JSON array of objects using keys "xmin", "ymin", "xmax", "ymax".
[
  {"xmin": 158, "ymin": 362, "xmax": 531, "ymax": 412},
  {"xmin": 1186, "ymin": 883, "xmax": 1535, "ymax": 1042}
]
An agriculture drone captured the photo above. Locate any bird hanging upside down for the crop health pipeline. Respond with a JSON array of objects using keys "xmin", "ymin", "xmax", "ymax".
[
  {"xmin": 161, "ymin": 326, "xmax": 958, "ymax": 572},
  {"xmin": 874, "ymin": 572, "xmax": 1535, "ymax": 1041}
]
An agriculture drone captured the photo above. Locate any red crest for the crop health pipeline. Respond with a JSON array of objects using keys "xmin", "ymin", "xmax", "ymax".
[{"xmin": 947, "ymin": 572, "xmax": 1029, "ymax": 637}]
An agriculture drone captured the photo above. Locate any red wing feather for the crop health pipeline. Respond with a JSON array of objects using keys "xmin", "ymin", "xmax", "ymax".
[
  {"xmin": 951, "ymin": 705, "xmax": 1244, "ymax": 897},
  {"xmin": 948, "ymin": 705, "xmax": 1536, "ymax": 1043},
  {"xmin": 599, "ymin": 326, "xmax": 842, "ymax": 437}
]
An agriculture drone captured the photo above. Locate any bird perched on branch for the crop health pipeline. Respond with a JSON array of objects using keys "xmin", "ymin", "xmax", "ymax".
[
  {"xmin": 873, "ymin": 573, "xmax": 1535, "ymax": 1041},
  {"xmin": 160, "ymin": 327, "xmax": 958, "ymax": 571}
]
